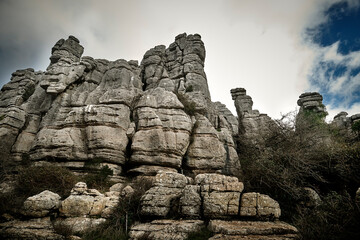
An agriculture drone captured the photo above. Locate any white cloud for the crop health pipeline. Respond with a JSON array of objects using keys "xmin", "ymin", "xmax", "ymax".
[{"xmin": 0, "ymin": 0, "xmax": 359, "ymax": 121}]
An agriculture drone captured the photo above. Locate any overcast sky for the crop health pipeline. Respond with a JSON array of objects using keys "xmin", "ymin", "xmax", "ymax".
[{"xmin": 1, "ymin": 0, "xmax": 359, "ymax": 121}]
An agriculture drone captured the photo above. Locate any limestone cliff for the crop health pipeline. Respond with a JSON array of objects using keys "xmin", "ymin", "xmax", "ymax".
[{"xmin": 1, "ymin": 33, "xmax": 358, "ymax": 240}]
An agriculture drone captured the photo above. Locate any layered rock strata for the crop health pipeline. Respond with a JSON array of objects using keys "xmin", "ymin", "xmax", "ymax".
[
  {"xmin": 231, "ymin": 88, "xmax": 275, "ymax": 145},
  {"xmin": 0, "ymin": 33, "xmax": 240, "ymax": 180}
]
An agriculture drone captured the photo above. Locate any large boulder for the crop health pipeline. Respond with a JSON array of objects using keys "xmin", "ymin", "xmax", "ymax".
[
  {"xmin": 140, "ymin": 172, "xmax": 189, "ymax": 217},
  {"xmin": 22, "ymin": 190, "xmax": 61, "ymax": 217},
  {"xmin": 208, "ymin": 220, "xmax": 299, "ymax": 240},
  {"xmin": 129, "ymin": 219, "xmax": 204, "ymax": 240},
  {"xmin": 195, "ymin": 173, "xmax": 244, "ymax": 218}
]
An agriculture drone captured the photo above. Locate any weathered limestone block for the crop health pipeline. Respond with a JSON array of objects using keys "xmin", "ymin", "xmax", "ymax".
[
  {"xmin": 131, "ymin": 88, "xmax": 192, "ymax": 170},
  {"xmin": 128, "ymin": 165, "xmax": 178, "ymax": 176},
  {"xmin": 240, "ymin": 193, "xmax": 281, "ymax": 219},
  {"xmin": 41, "ymin": 63, "xmax": 86, "ymax": 95},
  {"xmin": 208, "ymin": 220, "xmax": 298, "ymax": 239},
  {"xmin": 0, "ymin": 217, "xmax": 63, "ymax": 240},
  {"xmin": 179, "ymin": 185, "xmax": 201, "ymax": 218},
  {"xmin": 140, "ymin": 172, "xmax": 189, "ymax": 217},
  {"xmin": 203, "ymin": 191, "xmax": 240, "ymax": 217},
  {"xmin": 22, "ymin": 190, "xmax": 61, "ymax": 217},
  {"xmin": 297, "ymin": 92, "xmax": 325, "ymax": 113},
  {"xmin": 50, "ymin": 35, "xmax": 84, "ymax": 64},
  {"xmin": 60, "ymin": 182, "xmax": 107, "ymax": 217},
  {"xmin": 129, "ymin": 219, "xmax": 204, "ymax": 240},
  {"xmin": 195, "ymin": 174, "xmax": 244, "ymax": 218},
  {"xmin": 231, "ymin": 88, "xmax": 276, "ymax": 146},
  {"xmin": 195, "ymin": 174, "xmax": 244, "ymax": 192},
  {"xmin": 213, "ymin": 101, "xmax": 239, "ymax": 135},
  {"xmin": 54, "ymin": 217, "xmax": 106, "ymax": 235},
  {"xmin": 186, "ymin": 116, "xmax": 226, "ymax": 171},
  {"xmin": 0, "ymin": 68, "xmax": 37, "ymax": 108}
]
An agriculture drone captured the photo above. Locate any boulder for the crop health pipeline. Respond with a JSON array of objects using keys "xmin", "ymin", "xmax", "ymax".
[
  {"xmin": 195, "ymin": 173, "xmax": 244, "ymax": 218},
  {"xmin": 129, "ymin": 219, "xmax": 204, "ymax": 240},
  {"xmin": 22, "ymin": 190, "xmax": 61, "ymax": 217},
  {"xmin": 240, "ymin": 193, "xmax": 281, "ymax": 219},
  {"xmin": 208, "ymin": 220, "xmax": 298, "ymax": 239},
  {"xmin": 0, "ymin": 217, "xmax": 63, "ymax": 240}
]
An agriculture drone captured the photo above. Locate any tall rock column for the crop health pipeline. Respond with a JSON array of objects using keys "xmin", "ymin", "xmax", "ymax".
[{"xmin": 231, "ymin": 88, "xmax": 274, "ymax": 146}]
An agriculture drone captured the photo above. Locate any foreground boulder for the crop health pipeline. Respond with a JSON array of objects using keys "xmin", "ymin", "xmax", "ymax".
[
  {"xmin": 129, "ymin": 220, "xmax": 204, "ymax": 240},
  {"xmin": 208, "ymin": 220, "xmax": 299, "ymax": 240},
  {"xmin": 22, "ymin": 190, "xmax": 61, "ymax": 218}
]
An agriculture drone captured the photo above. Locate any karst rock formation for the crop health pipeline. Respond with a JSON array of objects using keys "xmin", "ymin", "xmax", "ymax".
[{"xmin": 0, "ymin": 33, "xmax": 359, "ymax": 239}]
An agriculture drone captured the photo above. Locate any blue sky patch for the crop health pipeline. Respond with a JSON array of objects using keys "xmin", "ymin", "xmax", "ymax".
[{"xmin": 307, "ymin": 1, "xmax": 360, "ymax": 110}]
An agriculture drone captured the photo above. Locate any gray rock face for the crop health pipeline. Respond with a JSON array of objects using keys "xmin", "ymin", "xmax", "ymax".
[
  {"xmin": 185, "ymin": 115, "xmax": 227, "ymax": 173},
  {"xmin": 240, "ymin": 193, "xmax": 281, "ymax": 219},
  {"xmin": 140, "ymin": 172, "xmax": 189, "ymax": 217},
  {"xmin": 141, "ymin": 33, "xmax": 211, "ymax": 112},
  {"xmin": 129, "ymin": 219, "xmax": 204, "ymax": 240},
  {"xmin": 196, "ymin": 173, "xmax": 244, "ymax": 218},
  {"xmin": 208, "ymin": 220, "xmax": 299, "ymax": 240},
  {"xmin": 130, "ymin": 88, "xmax": 192, "ymax": 171},
  {"xmin": 22, "ymin": 190, "xmax": 61, "ymax": 217},
  {"xmin": 0, "ymin": 33, "xmax": 242, "ymax": 181},
  {"xmin": 0, "ymin": 217, "xmax": 64, "ymax": 240},
  {"xmin": 297, "ymin": 92, "xmax": 325, "ymax": 113},
  {"xmin": 231, "ymin": 88, "xmax": 275, "ymax": 146}
]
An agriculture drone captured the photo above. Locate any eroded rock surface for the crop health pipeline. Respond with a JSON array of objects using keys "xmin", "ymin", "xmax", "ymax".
[{"xmin": 231, "ymin": 88, "xmax": 275, "ymax": 146}]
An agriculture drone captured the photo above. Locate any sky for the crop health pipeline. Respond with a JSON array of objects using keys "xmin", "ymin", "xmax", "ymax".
[{"xmin": 0, "ymin": 0, "xmax": 359, "ymax": 121}]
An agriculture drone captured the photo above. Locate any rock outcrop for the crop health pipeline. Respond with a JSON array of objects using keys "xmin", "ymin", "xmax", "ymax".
[
  {"xmin": 0, "ymin": 33, "xmax": 240, "ymax": 181},
  {"xmin": 231, "ymin": 88, "xmax": 275, "ymax": 146},
  {"xmin": 0, "ymin": 33, "xmax": 309, "ymax": 240}
]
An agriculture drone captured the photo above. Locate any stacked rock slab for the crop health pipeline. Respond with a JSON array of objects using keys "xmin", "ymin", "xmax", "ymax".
[
  {"xmin": 0, "ymin": 33, "xmax": 241, "ymax": 180},
  {"xmin": 134, "ymin": 172, "xmax": 296, "ymax": 240},
  {"xmin": 141, "ymin": 33, "xmax": 211, "ymax": 112},
  {"xmin": 0, "ymin": 181, "xmax": 127, "ymax": 239},
  {"xmin": 231, "ymin": 88, "xmax": 274, "ymax": 146},
  {"xmin": 129, "ymin": 88, "xmax": 192, "ymax": 174},
  {"xmin": 332, "ymin": 112, "xmax": 360, "ymax": 138}
]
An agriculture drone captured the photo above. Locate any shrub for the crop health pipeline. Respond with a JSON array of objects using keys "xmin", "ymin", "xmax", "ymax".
[
  {"xmin": 83, "ymin": 158, "xmax": 114, "ymax": 191},
  {"xmin": 16, "ymin": 164, "xmax": 78, "ymax": 197},
  {"xmin": 186, "ymin": 227, "xmax": 213, "ymax": 240},
  {"xmin": 293, "ymin": 191, "xmax": 360, "ymax": 240},
  {"xmin": 82, "ymin": 177, "xmax": 153, "ymax": 240},
  {"xmin": 0, "ymin": 164, "xmax": 78, "ymax": 216},
  {"xmin": 352, "ymin": 121, "xmax": 360, "ymax": 139},
  {"xmin": 238, "ymin": 110, "xmax": 360, "ymax": 222}
]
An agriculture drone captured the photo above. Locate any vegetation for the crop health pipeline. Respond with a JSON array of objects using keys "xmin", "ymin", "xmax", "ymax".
[
  {"xmin": 83, "ymin": 158, "xmax": 114, "ymax": 191},
  {"xmin": 82, "ymin": 177, "xmax": 153, "ymax": 240},
  {"xmin": 352, "ymin": 121, "xmax": 360, "ymax": 139},
  {"xmin": 186, "ymin": 227, "xmax": 213, "ymax": 240},
  {"xmin": 0, "ymin": 164, "xmax": 78, "ymax": 217},
  {"xmin": 237, "ymin": 110, "xmax": 360, "ymax": 239}
]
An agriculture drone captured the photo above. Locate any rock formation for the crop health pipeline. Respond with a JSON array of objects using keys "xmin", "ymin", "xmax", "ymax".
[
  {"xmin": 9, "ymin": 33, "xmax": 360, "ymax": 239},
  {"xmin": 231, "ymin": 88, "xmax": 275, "ymax": 146}
]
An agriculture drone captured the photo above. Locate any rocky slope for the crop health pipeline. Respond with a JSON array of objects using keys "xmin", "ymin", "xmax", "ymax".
[{"xmin": 1, "ymin": 33, "xmax": 359, "ymax": 239}]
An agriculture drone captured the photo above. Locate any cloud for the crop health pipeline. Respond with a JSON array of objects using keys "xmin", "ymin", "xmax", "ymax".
[{"xmin": 0, "ymin": 0, "xmax": 359, "ymax": 122}]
